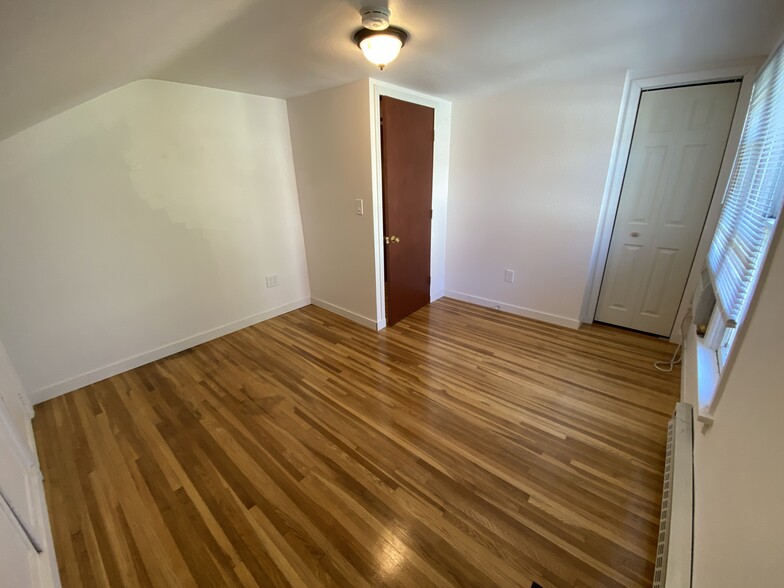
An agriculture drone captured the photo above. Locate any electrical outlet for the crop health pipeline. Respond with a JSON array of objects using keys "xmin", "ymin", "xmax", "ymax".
[
  {"xmin": 504, "ymin": 269, "xmax": 515, "ymax": 283},
  {"xmin": 265, "ymin": 274, "xmax": 279, "ymax": 288}
]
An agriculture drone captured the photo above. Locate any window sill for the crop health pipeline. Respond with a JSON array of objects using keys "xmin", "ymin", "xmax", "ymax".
[
  {"xmin": 682, "ymin": 324, "xmax": 719, "ymax": 426},
  {"xmin": 695, "ymin": 335, "xmax": 720, "ymax": 425}
]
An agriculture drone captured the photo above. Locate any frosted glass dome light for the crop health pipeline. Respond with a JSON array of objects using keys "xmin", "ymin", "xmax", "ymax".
[{"xmin": 354, "ymin": 26, "xmax": 409, "ymax": 70}]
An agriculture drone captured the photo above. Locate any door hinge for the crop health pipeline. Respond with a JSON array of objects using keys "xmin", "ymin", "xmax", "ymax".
[
  {"xmin": 430, "ymin": 209, "xmax": 433, "ymax": 219},
  {"xmin": 428, "ymin": 276, "xmax": 431, "ymax": 285}
]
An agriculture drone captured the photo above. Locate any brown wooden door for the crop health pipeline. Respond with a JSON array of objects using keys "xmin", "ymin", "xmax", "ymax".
[{"xmin": 380, "ymin": 96, "xmax": 435, "ymax": 326}]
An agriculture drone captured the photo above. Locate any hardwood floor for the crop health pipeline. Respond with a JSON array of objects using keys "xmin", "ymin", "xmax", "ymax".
[{"xmin": 33, "ymin": 299, "xmax": 680, "ymax": 587}]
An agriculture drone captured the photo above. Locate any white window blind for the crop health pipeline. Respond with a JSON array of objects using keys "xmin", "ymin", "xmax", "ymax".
[{"xmin": 707, "ymin": 45, "xmax": 784, "ymax": 327}]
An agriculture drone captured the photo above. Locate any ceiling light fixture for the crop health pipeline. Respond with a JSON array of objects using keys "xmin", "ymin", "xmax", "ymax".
[{"xmin": 353, "ymin": 7, "xmax": 409, "ymax": 70}]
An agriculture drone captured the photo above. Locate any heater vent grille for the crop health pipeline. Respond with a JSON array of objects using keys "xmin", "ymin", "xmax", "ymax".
[{"xmin": 652, "ymin": 402, "xmax": 694, "ymax": 588}]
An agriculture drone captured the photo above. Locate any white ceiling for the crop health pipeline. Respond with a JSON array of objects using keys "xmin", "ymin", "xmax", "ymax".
[{"xmin": 1, "ymin": 0, "xmax": 783, "ymax": 140}]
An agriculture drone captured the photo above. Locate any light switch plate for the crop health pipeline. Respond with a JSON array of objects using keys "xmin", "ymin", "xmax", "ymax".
[
  {"xmin": 355, "ymin": 198, "xmax": 364, "ymax": 215},
  {"xmin": 504, "ymin": 269, "xmax": 515, "ymax": 283}
]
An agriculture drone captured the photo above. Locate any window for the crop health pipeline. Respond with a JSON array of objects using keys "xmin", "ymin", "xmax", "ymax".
[{"xmin": 704, "ymin": 43, "xmax": 784, "ymax": 390}]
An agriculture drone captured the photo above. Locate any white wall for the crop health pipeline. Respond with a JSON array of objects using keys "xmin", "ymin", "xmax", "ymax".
[
  {"xmin": 287, "ymin": 80, "xmax": 378, "ymax": 327},
  {"xmin": 689, "ymin": 226, "xmax": 784, "ymax": 585},
  {"xmin": 445, "ymin": 73, "xmax": 625, "ymax": 328},
  {"xmin": 0, "ymin": 79, "xmax": 310, "ymax": 403}
]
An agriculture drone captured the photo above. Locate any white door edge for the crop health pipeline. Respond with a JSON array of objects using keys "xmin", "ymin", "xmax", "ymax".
[{"xmin": 581, "ymin": 62, "xmax": 759, "ymax": 342}]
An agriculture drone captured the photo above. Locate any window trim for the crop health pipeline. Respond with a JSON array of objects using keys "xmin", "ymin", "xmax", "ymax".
[
  {"xmin": 698, "ymin": 42, "xmax": 784, "ymax": 419},
  {"xmin": 698, "ymin": 215, "xmax": 783, "ymax": 421}
]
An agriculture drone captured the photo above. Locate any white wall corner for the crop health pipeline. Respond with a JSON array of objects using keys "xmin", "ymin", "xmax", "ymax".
[
  {"xmin": 288, "ymin": 80, "xmax": 376, "ymax": 327},
  {"xmin": 310, "ymin": 297, "xmax": 380, "ymax": 331},
  {"xmin": 2, "ymin": 80, "xmax": 312, "ymax": 400}
]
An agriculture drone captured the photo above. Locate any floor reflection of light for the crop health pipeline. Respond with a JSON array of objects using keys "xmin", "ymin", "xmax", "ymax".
[{"xmin": 376, "ymin": 531, "xmax": 409, "ymax": 581}]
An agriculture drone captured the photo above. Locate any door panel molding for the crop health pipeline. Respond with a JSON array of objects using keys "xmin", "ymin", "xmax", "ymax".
[
  {"xmin": 0, "ymin": 486, "xmax": 42, "ymax": 554},
  {"xmin": 0, "ymin": 348, "xmax": 61, "ymax": 587},
  {"xmin": 581, "ymin": 62, "xmax": 759, "ymax": 342}
]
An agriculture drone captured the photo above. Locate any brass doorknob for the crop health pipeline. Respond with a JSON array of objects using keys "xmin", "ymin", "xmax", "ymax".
[
  {"xmin": 385, "ymin": 236, "xmax": 390, "ymax": 244},
  {"xmin": 391, "ymin": 236, "xmax": 400, "ymax": 243}
]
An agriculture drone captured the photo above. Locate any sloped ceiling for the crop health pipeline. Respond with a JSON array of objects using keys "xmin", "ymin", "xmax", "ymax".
[{"xmin": 1, "ymin": 0, "xmax": 783, "ymax": 140}]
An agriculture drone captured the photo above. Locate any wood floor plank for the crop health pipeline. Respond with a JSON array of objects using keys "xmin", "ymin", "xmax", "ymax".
[{"xmin": 33, "ymin": 298, "xmax": 680, "ymax": 587}]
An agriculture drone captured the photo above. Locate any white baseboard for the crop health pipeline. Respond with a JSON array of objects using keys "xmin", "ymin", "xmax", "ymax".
[
  {"xmin": 445, "ymin": 291, "xmax": 581, "ymax": 330},
  {"xmin": 30, "ymin": 297, "xmax": 311, "ymax": 405},
  {"xmin": 310, "ymin": 298, "xmax": 379, "ymax": 330},
  {"xmin": 431, "ymin": 290, "xmax": 446, "ymax": 303}
]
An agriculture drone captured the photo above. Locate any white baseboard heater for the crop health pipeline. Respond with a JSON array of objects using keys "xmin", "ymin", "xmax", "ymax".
[{"xmin": 653, "ymin": 402, "xmax": 694, "ymax": 588}]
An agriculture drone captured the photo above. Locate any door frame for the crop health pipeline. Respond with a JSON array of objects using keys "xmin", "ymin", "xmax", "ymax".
[
  {"xmin": 0, "ymin": 384, "xmax": 61, "ymax": 587},
  {"xmin": 369, "ymin": 79, "xmax": 452, "ymax": 330},
  {"xmin": 581, "ymin": 63, "xmax": 759, "ymax": 342}
]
